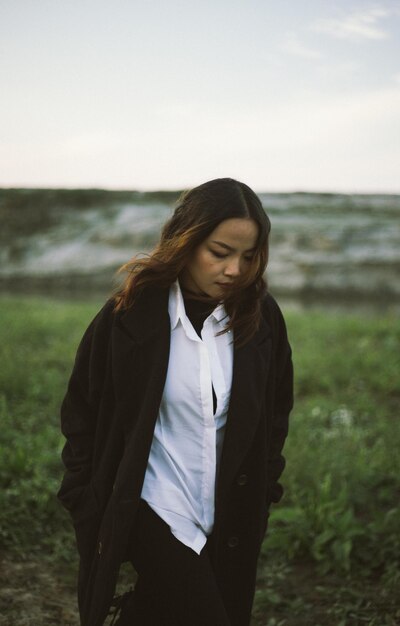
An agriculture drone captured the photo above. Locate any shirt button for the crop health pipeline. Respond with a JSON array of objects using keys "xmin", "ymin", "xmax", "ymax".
[
  {"xmin": 237, "ymin": 474, "xmax": 248, "ymax": 486},
  {"xmin": 228, "ymin": 536, "xmax": 239, "ymax": 548},
  {"xmin": 98, "ymin": 541, "xmax": 103, "ymax": 555}
]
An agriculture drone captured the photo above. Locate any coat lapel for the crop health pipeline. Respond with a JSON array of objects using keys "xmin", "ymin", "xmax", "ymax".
[
  {"xmin": 215, "ymin": 314, "xmax": 272, "ymax": 513},
  {"xmin": 111, "ymin": 286, "xmax": 171, "ymax": 502},
  {"xmin": 110, "ymin": 285, "xmax": 170, "ymax": 408},
  {"xmin": 119, "ymin": 285, "xmax": 171, "ymax": 345}
]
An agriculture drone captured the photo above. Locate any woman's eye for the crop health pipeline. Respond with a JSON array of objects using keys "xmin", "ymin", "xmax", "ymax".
[{"xmin": 210, "ymin": 250, "xmax": 227, "ymax": 259}]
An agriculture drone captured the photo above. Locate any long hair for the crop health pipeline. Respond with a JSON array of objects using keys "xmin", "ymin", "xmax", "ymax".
[{"xmin": 113, "ymin": 177, "xmax": 271, "ymax": 346}]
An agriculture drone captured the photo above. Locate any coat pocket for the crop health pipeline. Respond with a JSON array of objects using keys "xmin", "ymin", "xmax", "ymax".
[
  {"xmin": 72, "ymin": 483, "xmax": 102, "ymax": 563},
  {"xmin": 67, "ymin": 482, "xmax": 101, "ymax": 524}
]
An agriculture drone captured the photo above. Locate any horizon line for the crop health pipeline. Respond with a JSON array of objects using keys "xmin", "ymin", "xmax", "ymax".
[{"xmin": 1, "ymin": 184, "xmax": 399, "ymax": 196}]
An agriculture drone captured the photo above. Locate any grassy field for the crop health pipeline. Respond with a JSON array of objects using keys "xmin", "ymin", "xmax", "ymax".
[{"xmin": 0, "ymin": 295, "xmax": 399, "ymax": 625}]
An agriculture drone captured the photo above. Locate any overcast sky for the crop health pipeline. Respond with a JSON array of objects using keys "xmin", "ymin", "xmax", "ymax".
[{"xmin": 1, "ymin": 0, "xmax": 399, "ymax": 192}]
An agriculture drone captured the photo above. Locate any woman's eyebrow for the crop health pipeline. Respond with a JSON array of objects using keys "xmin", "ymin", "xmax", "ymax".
[{"xmin": 211, "ymin": 240, "xmax": 257, "ymax": 253}]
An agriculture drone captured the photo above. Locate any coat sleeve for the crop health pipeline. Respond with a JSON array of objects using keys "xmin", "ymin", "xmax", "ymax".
[
  {"xmin": 264, "ymin": 294, "xmax": 294, "ymax": 506},
  {"xmin": 57, "ymin": 299, "xmax": 115, "ymax": 516}
]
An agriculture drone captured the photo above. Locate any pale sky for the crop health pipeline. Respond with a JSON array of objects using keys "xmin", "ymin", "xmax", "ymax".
[{"xmin": 1, "ymin": 0, "xmax": 399, "ymax": 192}]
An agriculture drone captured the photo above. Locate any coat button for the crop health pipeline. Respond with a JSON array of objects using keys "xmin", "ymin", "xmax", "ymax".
[
  {"xmin": 237, "ymin": 474, "xmax": 248, "ymax": 486},
  {"xmin": 98, "ymin": 541, "xmax": 103, "ymax": 555},
  {"xmin": 228, "ymin": 536, "xmax": 239, "ymax": 548}
]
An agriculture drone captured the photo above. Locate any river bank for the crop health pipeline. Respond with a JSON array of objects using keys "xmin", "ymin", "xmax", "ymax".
[{"xmin": 1, "ymin": 188, "xmax": 400, "ymax": 303}]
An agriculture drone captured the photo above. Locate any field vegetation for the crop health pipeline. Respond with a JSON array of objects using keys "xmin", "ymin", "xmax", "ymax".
[{"xmin": 0, "ymin": 295, "xmax": 399, "ymax": 625}]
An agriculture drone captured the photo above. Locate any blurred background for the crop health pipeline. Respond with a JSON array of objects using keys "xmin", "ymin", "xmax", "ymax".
[{"xmin": 0, "ymin": 1, "xmax": 399, "ymax": 625}]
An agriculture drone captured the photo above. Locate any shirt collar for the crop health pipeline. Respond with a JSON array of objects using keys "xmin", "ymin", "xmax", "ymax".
[{"xmin": 169, "ymin": 279, "xmax": 228, "ymax": 330}]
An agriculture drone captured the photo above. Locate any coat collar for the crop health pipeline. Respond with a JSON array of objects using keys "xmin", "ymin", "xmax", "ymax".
[
  {"xmin": 119, "ymin": 285, "xmax": 170, "ymax": 345},
  {"xmin": 119, "ymin": 282, "xmax": 271, "ymax": 346}
]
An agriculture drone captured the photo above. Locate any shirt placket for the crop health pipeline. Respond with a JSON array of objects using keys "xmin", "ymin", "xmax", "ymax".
[{"xmin": 199, "ymin": 319, "xmax": 217, "ymax": 532}]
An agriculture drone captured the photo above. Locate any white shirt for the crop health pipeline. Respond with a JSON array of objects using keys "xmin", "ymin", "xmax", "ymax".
[{"xmin": 140, "ymin": 278, "xmax": 234, "ymax": 554}]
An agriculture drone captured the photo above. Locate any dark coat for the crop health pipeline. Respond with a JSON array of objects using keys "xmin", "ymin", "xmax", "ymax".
[{"xmin": 57, "ymin": 285, "xmax": 293, "ymax": 626}]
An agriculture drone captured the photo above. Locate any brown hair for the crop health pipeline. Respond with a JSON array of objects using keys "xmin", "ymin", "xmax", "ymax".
[{"xmin": 113, "ymin": 177, "xmax": 271, "ymax": 346}]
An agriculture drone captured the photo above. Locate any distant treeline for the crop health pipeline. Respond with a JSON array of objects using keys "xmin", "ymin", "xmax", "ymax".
[{"xmin": 0, "ymin": 188, "xmax": 181, "ymax": 240}]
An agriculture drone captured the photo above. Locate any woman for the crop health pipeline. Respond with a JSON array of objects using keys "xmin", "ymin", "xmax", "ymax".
[{"xmin": 58, "ymin": 177, "xmax": 294, "ymax": 626}]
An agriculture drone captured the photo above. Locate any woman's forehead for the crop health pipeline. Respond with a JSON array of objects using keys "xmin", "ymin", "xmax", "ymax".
[{"xmin": 208, "ymin": 218, "xmax": 259, "ymax": 248}]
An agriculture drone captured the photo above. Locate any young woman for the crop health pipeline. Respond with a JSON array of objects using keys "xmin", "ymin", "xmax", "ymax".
[{"xmin": 57, "ymin": 177, "xmax": 294, "ymax": 626}]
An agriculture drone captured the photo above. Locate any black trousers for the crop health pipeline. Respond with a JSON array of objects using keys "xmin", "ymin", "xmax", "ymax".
[{"xmin": 120, "ymin": 499, "xmax": 231, "ymax": 626}]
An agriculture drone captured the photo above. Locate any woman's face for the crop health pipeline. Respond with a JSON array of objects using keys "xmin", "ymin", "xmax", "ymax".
[{"xmin": 180, "ymin": 218, "xmax": 259, "ymax": 299}]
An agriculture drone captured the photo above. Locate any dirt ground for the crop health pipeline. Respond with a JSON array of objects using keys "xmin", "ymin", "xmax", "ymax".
[
  {"xmin": 0, "ymin": 555, "xmax": 136, "ymax": 626},
  {"xmin": 1, "ymin": 553, "xmax": 399, "ymax": 626},
  {"xmin": 0, "ymin": 555, "xmax": 79, "ymax": 626}
]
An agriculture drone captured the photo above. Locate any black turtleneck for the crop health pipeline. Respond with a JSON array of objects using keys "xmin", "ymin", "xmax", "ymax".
[{"xmin": 182, "ymin": 296, "xmax": 215, "ymax": 338}]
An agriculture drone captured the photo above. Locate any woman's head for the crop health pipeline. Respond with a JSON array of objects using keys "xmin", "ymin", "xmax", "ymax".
[
  {"xmin": 114, "ymin": 178, "xmax": 271, "ymax": 344},
  {"xmin": 161, "ymin": 178, "xmax": 270, "ymax": 297}
]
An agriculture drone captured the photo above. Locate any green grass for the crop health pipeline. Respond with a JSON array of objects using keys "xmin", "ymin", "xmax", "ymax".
[
  {"xmin": 0, "ymin": 295, "xmax": 399, "ymax": 624},
  {"xmin": 265, "ymin": 310, "xmax": 400, "ymax": 576},
  {"xmin": 0, "ymin": 296, "xmax": 102, "ymax": 556}
]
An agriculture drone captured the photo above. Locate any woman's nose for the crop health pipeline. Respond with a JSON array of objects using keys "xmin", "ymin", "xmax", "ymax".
[{"xmin": 224, "ymin": 257, "xmax": 241, "ymax": 277}]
